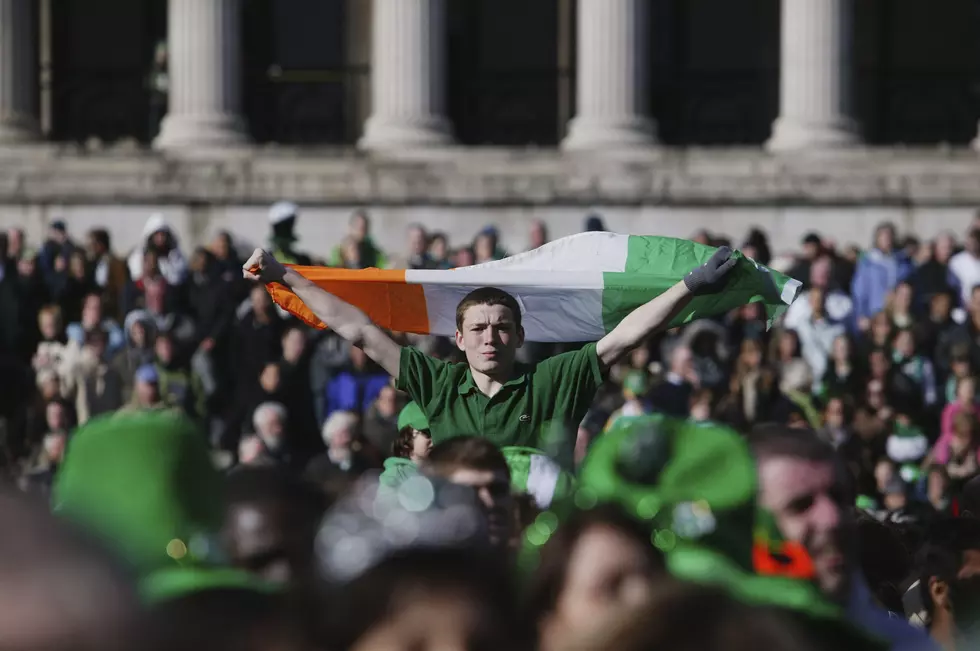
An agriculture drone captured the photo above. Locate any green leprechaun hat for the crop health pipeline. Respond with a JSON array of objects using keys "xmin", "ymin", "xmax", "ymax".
[
  {"xmin": 520, "ymin": 414, "xmax": 885, "ymax": 649},
  {"xmin": 397, "ymin": 401, "xmax": 429, "ymax": 432},
  {"xmin": 52, "ymin": 410, "xmax": 275, "ymax": 603}
]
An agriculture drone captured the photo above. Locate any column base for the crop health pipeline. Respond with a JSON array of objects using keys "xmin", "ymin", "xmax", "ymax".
[
  {"xmin": 358, "ymin": 116, "xmax": 454, "ymax": 150},
  {"xmin": 0, "ymin": 116, "xmax": 41, "ymax": 144},
  {"xmin": 561, "ymin": 116, "xmax": 657, "ymax": 151},
  {"xmin": 766, "ymin": 117, "xmax": 859, "ymax": 152},
  {"xmin": 153, "ymin": 113, "xmax": 249, "ymax": 150}
]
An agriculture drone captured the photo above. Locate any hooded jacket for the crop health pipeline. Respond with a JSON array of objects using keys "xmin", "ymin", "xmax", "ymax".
[{"xmin": 127, "ymin": 214, "xmax": 188, "ymax": 286}]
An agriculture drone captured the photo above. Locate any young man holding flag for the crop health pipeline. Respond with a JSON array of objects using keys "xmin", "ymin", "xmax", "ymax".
[{"xmin": 243, "ymin": 243, "xmax": 736, "ymax": 454}]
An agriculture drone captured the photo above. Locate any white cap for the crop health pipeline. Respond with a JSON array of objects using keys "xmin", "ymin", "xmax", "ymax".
[{"xmin": 269, "ymin": 201, "xmax": 298, "ymax": 225}]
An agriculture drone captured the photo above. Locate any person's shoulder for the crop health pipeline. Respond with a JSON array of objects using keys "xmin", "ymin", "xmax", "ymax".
[{"xmin": 400, "ymin": 346, "xmax": 467, "ymax": 382}]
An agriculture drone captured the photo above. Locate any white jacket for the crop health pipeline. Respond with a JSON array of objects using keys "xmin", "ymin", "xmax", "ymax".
[{"xmin": 127, "ymin": 214, "xmax": 188, "ymax": 286}]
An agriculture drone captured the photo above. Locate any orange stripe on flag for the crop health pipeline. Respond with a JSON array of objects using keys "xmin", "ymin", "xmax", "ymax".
[{"xmin": 265, "ymin": 266, "xmax": 430, "ymax": 334}]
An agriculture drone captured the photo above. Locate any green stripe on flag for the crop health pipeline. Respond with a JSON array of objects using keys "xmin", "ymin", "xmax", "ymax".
[{"xmin": 600, "ymin": 236, "xmax": 800, "ymax": 334}]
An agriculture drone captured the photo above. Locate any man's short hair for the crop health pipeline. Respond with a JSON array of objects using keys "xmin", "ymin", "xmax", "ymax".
[
  {"xmin": 747, "ymin": 424, "xmax": 852, "ymax": 503},
  {"xmin": 89, "ymin": 228, "xmax": 111, "ymax": 251},
  {"xmin": 424, "ymin": 436, "xmax": 510, "ymax": 480},
  {"xmin": 747, "ymin": 424, "xmax": 837, "ymax": 464},
  {"xmin": 454, "ymin": 287, "xmax": 522, "ymax": 332}
]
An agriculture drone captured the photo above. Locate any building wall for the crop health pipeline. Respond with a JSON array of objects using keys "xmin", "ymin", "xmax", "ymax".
[{"xmin": 2, "ymin": 147, "xmax": 979, "ymax": 256}]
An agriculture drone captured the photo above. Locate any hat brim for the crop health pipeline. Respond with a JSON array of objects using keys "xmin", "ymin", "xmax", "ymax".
[
  {"xmin": 140, "ymin": 565, "xmax": 278, "ymax": 604},
  {"xmin": 667, "ymin": 543, "xmax": 886, "ymax": 650}
]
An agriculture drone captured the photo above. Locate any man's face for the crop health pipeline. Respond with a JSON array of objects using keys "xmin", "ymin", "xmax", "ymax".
[
  {"xmin": 529, "ymin": 222, "xmax": 547, "ymax": 249},
  {"xmin": 225, "ymin": 501, "xmax": 310, "ymax": 584},
  {"xmin": 86, "ymin": 234, "xmax": 103, "ymax": 258},
  {"xmin": 936, "ymin": 234, "xmax": 955, "ymax": 262},
  {"xmin": 8, "ymin": 229, "xmax": 23, "ymax": 254},
  {"xmin": 281, "ymin": 329, "xmax": 305, "ymax": 363},
  {"xmin": 376, "ymin": 385, "xmax": 397, "ymax": 417},
  {"xmin": 151, "ymin": 230, "xmax": 168, "ymax": 249},
  {"xmin": 81, "ymin": 295, "xmax": 102, "ymax": 327},
  {"xmin": 46, "ymin": 403, "xmax": 66, "ymax": 432},
  {"xmin": 809, "ymin": 258, "xmax": 831, "ymax": 288},
  {"xmin": 350, "ymin": 214, "xmax": 368, "ymax": 241},
  {"xmin": 260, "ymin": 364, "xmax": 280, "ymax": 393},
  {"xmin": 758, "ymin": 456, "xmax": 850, "ymax": 602},
  {"xmin": 446, "ymin": 468, "xmax": 513, "ymax": 547},
  {"xmin": 455, "ymin": 304, "xmax": 523, "ymax": 376},
  {"xmin": 16, "ymin": 256, "xmax": 35, "ymax": 277},
  {"xmin": 825, "ymin": 398, "xmax": 845, "ymax": 428},
  {"xmin": 154, "ymin": 337, "xmax": 173, "ymax": 365},
  {"xmin": 258, "ymin": 414, "xmax": 284, "ymax": 445},
  {"xmin": 876, "ymin": 227, "xmax": 894, "ymax": 253},
  {"xmin": 136, "ymin": 380, "xmax": 159, "ymax": 405},
  {"xmin": 408, "ymin": 227, "xmax": 427, "ymax": 256},
  {"xmin": 251, "ymin": 286, "xmax": 271, "ymax": 314}
]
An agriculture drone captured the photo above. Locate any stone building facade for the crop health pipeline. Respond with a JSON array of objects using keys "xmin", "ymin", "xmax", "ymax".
[{"xmin": 2, "ymin": 0, "xmax": 980, "ymax": 255}]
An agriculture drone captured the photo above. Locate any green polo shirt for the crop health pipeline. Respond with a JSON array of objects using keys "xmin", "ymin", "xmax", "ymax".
[{"xmin": 396, "ymin": 343, "xmax": 605, "ymax": 452}]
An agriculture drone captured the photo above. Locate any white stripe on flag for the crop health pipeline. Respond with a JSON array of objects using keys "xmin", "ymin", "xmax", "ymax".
[{"xmin": 406, "ymin": 233, "xmax": 629, "ymax": 341}]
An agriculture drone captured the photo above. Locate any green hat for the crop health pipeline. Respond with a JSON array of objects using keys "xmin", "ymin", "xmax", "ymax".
[
  {"xmin": 522, "ymin": 415, "xmax": 883, "ymax": 647},
  {"xmin": 53, "ymin": 411, "xmax": 273, "ymax": 602},
  {"xmin": 622, "ymin": 370, "xmax": 649, "ymax": 397},
  {"xmin": 397, "ymin": 402, "xmax": 429, "ymax": 431}
]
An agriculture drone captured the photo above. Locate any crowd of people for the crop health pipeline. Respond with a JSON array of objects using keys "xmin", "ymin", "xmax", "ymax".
[{"xmin": 2, "ymin": 202, "xmax": 980, "ymax": 650}]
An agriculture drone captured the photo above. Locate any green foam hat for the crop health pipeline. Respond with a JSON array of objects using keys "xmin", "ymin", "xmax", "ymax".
[
  {"xmin": 397, "ymin": 401, "xmax": 429, "ymax": 432},
  {"xmin": 521, "ymin": 415, "xmax": 884, "ymax": 649},
  {"xmin": 53, "ymin": 411, "xmax": 274, "ymax": 602}
]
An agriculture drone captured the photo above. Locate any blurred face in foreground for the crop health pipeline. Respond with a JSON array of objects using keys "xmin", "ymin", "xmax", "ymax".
[
  {"xmin": 456, "ymin": 304, "xmax": 523, "ymax": 378},
  {"xmin": 350, "ymin": 590, "xmax": 495, "ymax": 651},
  {"xmin": 539, "ymin": 524, "xmax": 658, "ymax": 651},
  {"xmin": 758, "ymin": 456, "xmax": 849, "ymax": 603},
  {"xmin": 225, "ymin": 501, "xmax": 305, "ymax": 584},
  {"xmin": 445, "ymin": 468, "xmax": 513, "ymax": 547}
]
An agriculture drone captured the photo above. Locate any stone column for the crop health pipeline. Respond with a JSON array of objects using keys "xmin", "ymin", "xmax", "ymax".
[
  {"xmin": 0, "ymin": 0, "xmax": 40, "ymax": 143},
  {"xmin": 358, "ymin": 0, "xmax": 452, "ymax": 150},
  {"xmin": 154, "ymin": 0, "xmax": 247, "ymax": 150},
  {"xmin": 561, "ymin": 0, "xmax": 655, "ymax": 151},
  {"xmin": 767, "ymin": 0, "xmax": 858, "ymax": 151}
]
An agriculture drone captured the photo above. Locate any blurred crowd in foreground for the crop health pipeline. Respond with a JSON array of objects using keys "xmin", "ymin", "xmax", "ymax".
[{"xmin": 3, "ymin": 205, "xmax": 980, "ymax": 650}]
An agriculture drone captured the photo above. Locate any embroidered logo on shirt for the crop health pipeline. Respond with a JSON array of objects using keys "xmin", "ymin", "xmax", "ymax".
[{"xmin": 519, "ymin": 414, "xmax": 530, "ymax": 422}]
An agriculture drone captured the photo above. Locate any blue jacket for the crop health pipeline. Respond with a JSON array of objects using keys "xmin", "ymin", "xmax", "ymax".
[
  {"xmin": 851, "ymin": 249, "xmax": 914, "ymax": 321},
  {"xmin": 324, "ymin": 372, "xmax": 390, "ymax": 421}
]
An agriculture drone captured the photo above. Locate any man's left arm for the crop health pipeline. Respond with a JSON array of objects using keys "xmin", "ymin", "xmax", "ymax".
[{"xmin": 596, "ymin": 247, "xmax": 736, "ymax": 369}]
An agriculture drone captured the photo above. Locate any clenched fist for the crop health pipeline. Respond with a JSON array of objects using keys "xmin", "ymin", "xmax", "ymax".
[{"xmin": 242, "ymin": 248, "xmax": 286, "ymax": 284}]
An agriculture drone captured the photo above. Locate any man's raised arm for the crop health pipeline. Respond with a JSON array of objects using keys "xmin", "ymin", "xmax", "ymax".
[
  {"xmin": 596, "ymin": 247, "xmax": 736, "ymax": 369},
  {"xmin": 243, "ymin": 249, "xmax": 403, "ymax": 378}
]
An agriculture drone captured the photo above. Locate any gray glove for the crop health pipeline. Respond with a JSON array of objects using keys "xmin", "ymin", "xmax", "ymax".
[{"xmin": 683, "ymin": 246, "xmax": 737, "ymax": 294}]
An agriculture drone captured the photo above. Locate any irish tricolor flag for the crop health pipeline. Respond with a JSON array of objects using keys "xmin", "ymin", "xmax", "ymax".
[{"xmin": 265, "ymin": 233, "xmax": 801, "ymax": 342}]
